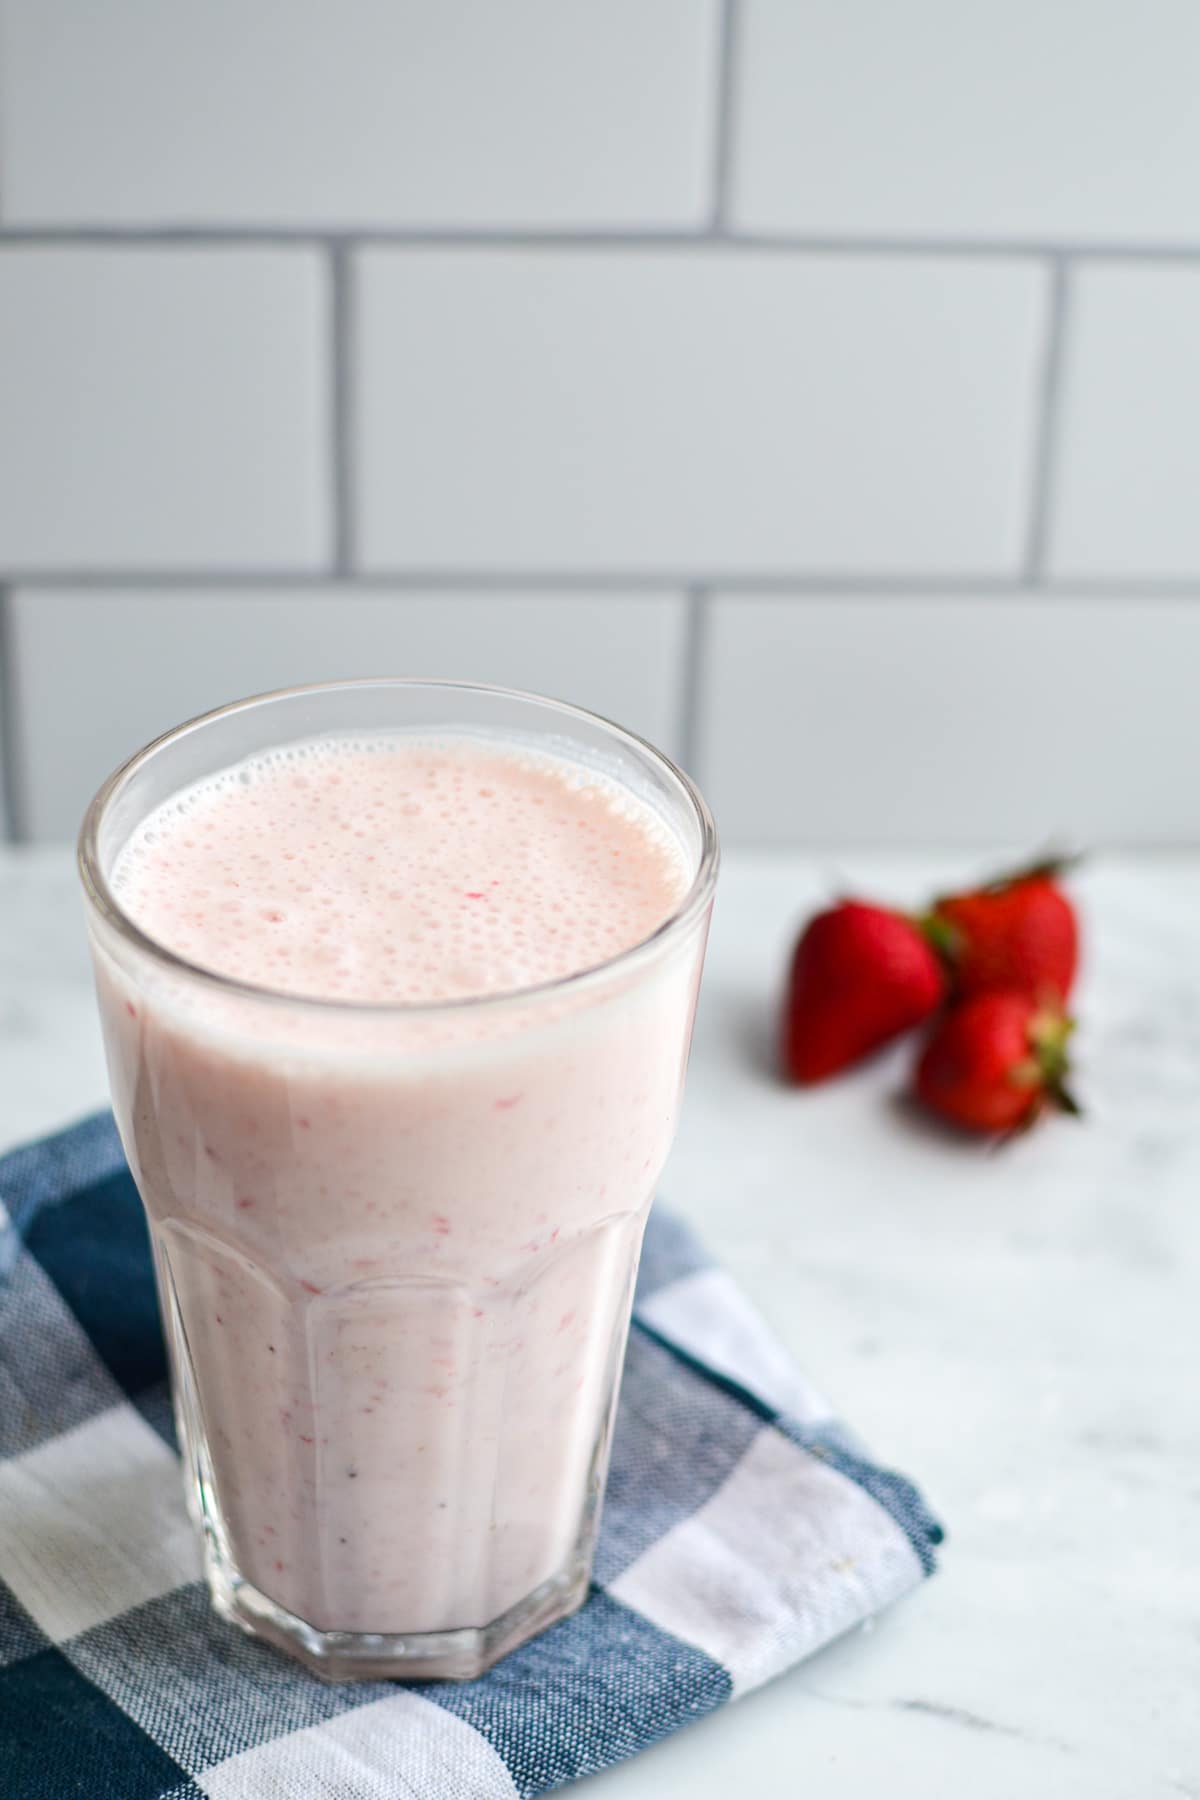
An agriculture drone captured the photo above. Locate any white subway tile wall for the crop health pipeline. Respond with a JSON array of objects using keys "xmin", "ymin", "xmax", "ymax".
[
  {"xmin": 1049, "ymin": 267, "xmax": 1200, "ymax": 579},
  {"xmin": 698, "ymin": 597, "xmax": 1200, "ymax": 846},
  {"xmin": 9, "ymin": 592, "xmax": 687, "ymax": 841},
  {"xmin": 0, "ymin": 3, "xmax": 1196, "ymax": 846},
  {"xmin": 356, "ymin": 251, "xmax": 1045, "ymax": 574},
  {"xmin": 1, "ymin": 0, "xmax": 719, "ymax": 229},
  {"xmin": 732, "ymin": 0, "xmax": 1200, "ymax": 243},
  {"xmin": 0, "ymin": 249, "xmax": 330, "ymax": 570}
]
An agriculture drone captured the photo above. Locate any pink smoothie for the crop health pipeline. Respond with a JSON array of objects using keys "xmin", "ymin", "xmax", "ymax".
[{"xmin": 95, "ymin": 737, "xmax": 702, "ymax": 1641}]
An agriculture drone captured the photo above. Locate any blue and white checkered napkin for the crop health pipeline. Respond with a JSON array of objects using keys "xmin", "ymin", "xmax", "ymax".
[{"xmin": 0, "ymin": 1113, "xmax": 941, "ymax": 1798}]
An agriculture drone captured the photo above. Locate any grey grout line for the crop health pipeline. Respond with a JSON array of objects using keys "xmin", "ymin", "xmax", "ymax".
[
  {"xmin": 4, "ymin": 567, "xmax": 1200, "ymax": 597},
  {"xmin": 0, "ymin": 589, "xmax": 26, "ymax": 844},
  {"xmin": 329, "ymin": 243, "xmax": 355, "ymax": 576},
  {"xmin": 5, "ymin": 223, "xmax": 1200, "ymax": 262},
  {"xmin": 0, "ymin": 225, "xmax": 709, "ymax": 248},
  {"xmin": 0, "ymin": 226, "xmax": 348, "ymax": 249},
  {"xmin": 677, "ymin": 586, "xmax": 711, "ymax": 778},
  {"xmin": 708, "ymin": 0, "xmax": 740, "ymax": 231},
  {"xmin": 2, "ymin": 568, "xmax": 337, "ymax": 591},
  {"xmin": 720, "ymin": 832, "xmax": 1200, "ymax": 855},
  {"xmin": 1010, "ymin": 577, "xmax": 1200, "ymax": 599},
  {"xmin": 0, "ymin": 569, "xmax": 1023, "ymax": 593},
  {"xmin": 1022, "ymin": 257, "xmax": 1072, "ymax": 583}
]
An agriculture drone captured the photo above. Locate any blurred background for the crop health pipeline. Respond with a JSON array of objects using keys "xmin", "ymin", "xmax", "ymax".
[{"xmin": 0, "ymin": 0, "xmax": 1197, "ymax": 848}]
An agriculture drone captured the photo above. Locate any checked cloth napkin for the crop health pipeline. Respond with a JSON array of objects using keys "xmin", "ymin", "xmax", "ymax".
[{"xmin": 0, "ymin": 1112, "xmax": 941, "ymax": 1798}]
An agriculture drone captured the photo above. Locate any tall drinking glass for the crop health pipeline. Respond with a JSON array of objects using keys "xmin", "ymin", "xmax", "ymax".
[{"xmin": 78, "ymin": 681, "xmax": 717, "ymax": 1680}]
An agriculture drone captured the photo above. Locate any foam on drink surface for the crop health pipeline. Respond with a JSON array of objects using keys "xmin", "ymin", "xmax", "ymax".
[{"xmin": 112, "ymin": 737, "xmax": 690, "ymax": 1005}]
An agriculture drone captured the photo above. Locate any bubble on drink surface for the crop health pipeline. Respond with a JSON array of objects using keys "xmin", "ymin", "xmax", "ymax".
[{"xmin": 112, "ymin": 737, "xmax": 692, "ymax": 1005}]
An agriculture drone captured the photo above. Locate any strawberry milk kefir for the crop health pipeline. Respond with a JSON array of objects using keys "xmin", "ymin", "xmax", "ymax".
[{"xmin": 79, "ymin": 682, "xmax": 716, "ymax": 1680}]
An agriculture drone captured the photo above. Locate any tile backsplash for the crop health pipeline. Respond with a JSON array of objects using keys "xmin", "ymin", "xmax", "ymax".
[
  {"xmin": 9, "ymin": 591, "xmax": 687, "ymax": 841},
  {"xmin": 1, "ymin": 0, "xmax": 719, "ymax": 228},
  {"xmin": 355, "ymin": 250, "xmax": 1045, "ymax": 576},
  {"xmin": 1, "ymin": 0, "xmax": 1196, "ymax": 845},
  {"xmin": 0, "ymin": 247, "xmax": 330, "ymax": 569}
]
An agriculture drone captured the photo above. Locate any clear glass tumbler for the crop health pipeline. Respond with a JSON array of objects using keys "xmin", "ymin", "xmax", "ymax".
[{"xmin": 78, "ymin": 680, "xmax": 717, "ymax": 1680}]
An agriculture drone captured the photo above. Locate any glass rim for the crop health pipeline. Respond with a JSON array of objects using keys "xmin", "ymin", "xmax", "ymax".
[{"xmin": 77, "ymin": 677, "xmax": 720, "ymax": 1019}]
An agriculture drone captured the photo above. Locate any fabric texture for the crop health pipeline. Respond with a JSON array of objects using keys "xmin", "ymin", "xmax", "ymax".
[{"xmin": 0, "ymin": 1113, "xmax": 942, "ymax": 1798}]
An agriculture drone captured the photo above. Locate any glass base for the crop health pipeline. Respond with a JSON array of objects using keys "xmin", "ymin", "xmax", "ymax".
[{"xmin": 204, "ymin": 1537, "xmax": 591, "ymax": 1682}]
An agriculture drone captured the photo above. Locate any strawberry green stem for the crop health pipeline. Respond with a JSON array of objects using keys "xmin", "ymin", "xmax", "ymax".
[
  {"xmin": 914, "ymin": 910, "xmax": 961, "ymax": 965},
  {"xmin": 934, "ymin": 847, "xmax": 1083, "ymax": 906}
]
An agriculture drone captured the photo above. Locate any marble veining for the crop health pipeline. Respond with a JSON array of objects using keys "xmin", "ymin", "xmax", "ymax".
[
  {"xmin": 2, "ymin": 848, "xmax": 1197, "ymax": 1799},
  {"xmin": 803, "ymin": 1687, "xmax": 1078, "ymax": 1753}
]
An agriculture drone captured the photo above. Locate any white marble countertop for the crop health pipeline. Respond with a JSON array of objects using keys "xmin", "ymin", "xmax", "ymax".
[{"xmin": 2, "ymin": 847, "xmax": 1196, "ymax": 1798}]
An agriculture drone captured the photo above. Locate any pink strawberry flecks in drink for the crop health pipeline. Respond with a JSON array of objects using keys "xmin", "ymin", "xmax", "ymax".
[{"xmin": 94, "ymin": 735, "xmax": 703, "ymax": 1638}]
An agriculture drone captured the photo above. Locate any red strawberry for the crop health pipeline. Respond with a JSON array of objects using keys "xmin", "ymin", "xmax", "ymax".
[
  {"xmin": 927, "ymin": 858, "xmax": 1079, "ymax": 1003},
  {"xmin": 782, "ymin": 901, "xmax": 946, "ymax": 1084},
  {"xmin": 914, "ymin": 991, "xmax": 1079, "ymax": 1134}
]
